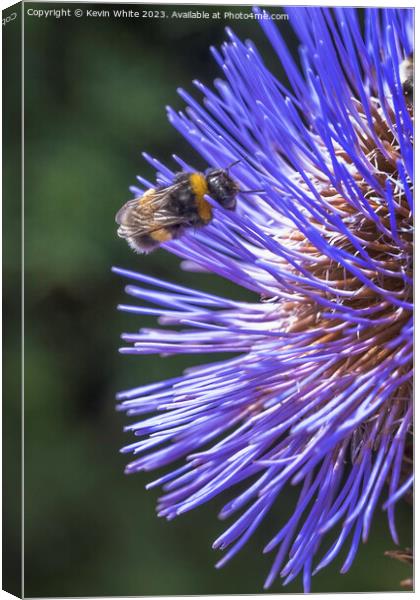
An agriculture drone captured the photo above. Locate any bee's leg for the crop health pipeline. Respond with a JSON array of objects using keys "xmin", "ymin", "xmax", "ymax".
[{"xmin": 170, "ymin": 225, "xmax": 186, "ymax": 239}]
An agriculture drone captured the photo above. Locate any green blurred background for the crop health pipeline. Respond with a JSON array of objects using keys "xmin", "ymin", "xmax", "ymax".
[{"xmin": 4, "ymin": 2, "xmax": 412, "ymax": 596}]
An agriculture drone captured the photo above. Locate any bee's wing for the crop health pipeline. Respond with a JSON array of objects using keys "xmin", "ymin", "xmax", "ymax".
[{"xmin": 116, "ymin": 187, "xmax": 187, "ymax": 239}]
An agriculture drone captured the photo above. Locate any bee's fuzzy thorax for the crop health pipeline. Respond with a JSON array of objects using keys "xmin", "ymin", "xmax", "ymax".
[{"xmin": 189, "ymin": 173, "xmax": 212, "ymax": 224}]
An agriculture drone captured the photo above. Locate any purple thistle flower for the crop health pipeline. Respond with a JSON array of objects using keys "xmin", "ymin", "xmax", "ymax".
[{"xmin": 113, "ymin": 7, "xmax": 413, "ymax": 592}]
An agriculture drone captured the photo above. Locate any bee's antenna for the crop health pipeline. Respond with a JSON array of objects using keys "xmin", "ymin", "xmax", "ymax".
[{"xmin": 226, "ymin": 159, "xmax": 241, "ymax": 172}]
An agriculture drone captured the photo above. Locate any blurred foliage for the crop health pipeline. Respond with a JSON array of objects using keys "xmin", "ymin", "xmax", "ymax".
[{"xmin": 3, "ymin": 2, "xmax": 412, "ymax": 595}]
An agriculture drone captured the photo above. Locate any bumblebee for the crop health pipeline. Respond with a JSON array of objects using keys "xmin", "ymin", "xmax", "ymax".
[{"xmin": 116, "ymin": 167, "xmax": 240, "ymax": 253}]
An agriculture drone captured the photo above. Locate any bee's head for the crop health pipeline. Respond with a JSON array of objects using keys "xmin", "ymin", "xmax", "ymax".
[{"xmin": 205, "ymin": 168, "xmax": 239, "ymax": 210}]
